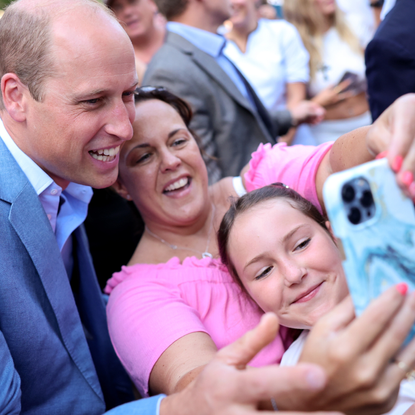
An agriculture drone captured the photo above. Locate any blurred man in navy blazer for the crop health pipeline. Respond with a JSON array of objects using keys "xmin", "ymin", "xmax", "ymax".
[{"xmin": 365, "ymin": 0, "xmax": 415, "ymax": 121}]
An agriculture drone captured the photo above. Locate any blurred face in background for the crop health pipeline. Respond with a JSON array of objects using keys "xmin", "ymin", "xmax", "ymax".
[
  {"xmin": 229, "ymin": 0, "xmax": 257, "ymax": 28},
  {"xmin": 110, "ymin": 0, "xmax": 158, "ymax": 40},
  {"xmin": 205, "ymin": 0, "xmax": 234, "ymax": 26},
  {"xmin": 313, "ymin": 0, "xmax": 336, "ymax": 16}
]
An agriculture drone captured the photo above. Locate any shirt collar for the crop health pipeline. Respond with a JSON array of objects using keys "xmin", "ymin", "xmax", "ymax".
[
  {"xmin": 0, "ymin": 118, "xmax": 92, "ymax": 204},
  {"xmin": 167, "ymin": 22, "xmax": 226, "ymax": 58},
  {"xmin": 0, "ymin": 118, "xmax": 53, "ymax": 195}
]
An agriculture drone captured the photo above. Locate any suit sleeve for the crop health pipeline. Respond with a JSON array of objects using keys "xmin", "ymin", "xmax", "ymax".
[
  {"xmin": 143, "ymin": 67, "xmax": 223, "ymax": 182},
  {"xmin": 0, "ymin": 331, "xmax": 22, "ymax": 414},
  {"xmin": 366, "ymin": 37, "xmax": 415, "ymax": 121},
  {"xmin": 270, "ymin": 109, "xmax": 293, "ymax": 137}
]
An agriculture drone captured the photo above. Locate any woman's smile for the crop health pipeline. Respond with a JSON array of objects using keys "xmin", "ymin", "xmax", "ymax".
[{"xmin": 162, "ymin": 176, "xmax": 192, "ymax": 198}]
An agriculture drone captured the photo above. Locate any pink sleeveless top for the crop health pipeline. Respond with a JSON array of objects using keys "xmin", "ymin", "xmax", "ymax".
[{"xmin": 105, "ymin": 142, "xmax": 333, "ymax": 397}]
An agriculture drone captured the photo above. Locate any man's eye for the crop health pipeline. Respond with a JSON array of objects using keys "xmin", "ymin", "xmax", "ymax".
[
  {"xmin": 255, "ymin": 266, "xmax": 273, "ymax": 280},
  {"xmin": 83, "ymin": 98, "xmax": 101, "ymax": 105},
  {"xmin": 123, "ymin": 91, "xmax": 136, "ymax": 100}
]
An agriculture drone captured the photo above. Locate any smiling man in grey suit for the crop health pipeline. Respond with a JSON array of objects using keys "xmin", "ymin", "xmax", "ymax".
[{"xmin": 142, "ymin": 0, "xmax": 323, "ymax": 182}]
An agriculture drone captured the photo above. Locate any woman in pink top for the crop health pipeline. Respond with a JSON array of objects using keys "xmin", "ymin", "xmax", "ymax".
[{"xmin": 104, "ymin": 87, "xmax": 415, "ymax": 407}]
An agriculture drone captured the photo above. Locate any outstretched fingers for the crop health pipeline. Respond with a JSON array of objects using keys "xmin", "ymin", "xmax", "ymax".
[
  {"xmin": 237, "ymin": 363, "xmax": 328, "ymax": 405},
  {"xmin": 338, "ymin": 285, "xmax": 407, "ymax": 355}
]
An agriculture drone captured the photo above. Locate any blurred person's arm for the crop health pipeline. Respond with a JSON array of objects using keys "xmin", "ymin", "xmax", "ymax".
[{"xmin": 278, "ymin": 82, "xmax": 307, "ymax": 145}]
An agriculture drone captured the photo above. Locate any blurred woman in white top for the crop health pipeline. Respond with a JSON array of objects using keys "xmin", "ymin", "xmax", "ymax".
[
  {"xmin": 285, "ymin": 0, "xmax": 371, "ymax": 144},
  {"xmin": 224, "ymin": 0, "xmax": 321, "ymax": 146}
]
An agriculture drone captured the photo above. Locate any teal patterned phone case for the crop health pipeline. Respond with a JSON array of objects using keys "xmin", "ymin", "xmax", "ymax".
[{"xmin": 323, "ymin": 158, "xmax": 415, "ymax": 344}]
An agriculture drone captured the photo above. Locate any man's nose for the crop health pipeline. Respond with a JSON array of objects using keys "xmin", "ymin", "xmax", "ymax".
[{"xmin": 105, "ymin": 102, "xmax": 134, "ymax": 142}]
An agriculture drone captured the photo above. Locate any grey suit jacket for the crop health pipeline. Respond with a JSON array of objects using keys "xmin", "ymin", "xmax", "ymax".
[{"xmin": 143, "ymin": 31, "xmax": 289, "ymax": 182}]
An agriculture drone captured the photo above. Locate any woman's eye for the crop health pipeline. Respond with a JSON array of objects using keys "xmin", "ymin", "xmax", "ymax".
[
  {"xmin": 295, "ymin": 238, "xmax": 311, "ymax": 251},
  {"xmin": 136, "ymin": 153, "xmax": 151, "ymax": 164},
  {"xmin": 255, "ymin": 266, "xmax": 273, "ymax": 280}
]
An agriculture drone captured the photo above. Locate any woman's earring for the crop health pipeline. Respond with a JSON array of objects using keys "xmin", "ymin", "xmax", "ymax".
[{"xmin": 126, "ymin": 194, "xmax": 132, "ymax": 201}]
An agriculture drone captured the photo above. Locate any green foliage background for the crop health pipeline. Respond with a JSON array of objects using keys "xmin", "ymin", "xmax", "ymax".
[{"xmin": 0, "ymin": 0, "xmax": 13, "ymax": 10}]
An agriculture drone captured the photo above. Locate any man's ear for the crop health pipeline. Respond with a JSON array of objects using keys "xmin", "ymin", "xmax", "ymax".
[
  {"xmin": 112, "ymin": 178, "xmax": 133, "ymax": 201},
  {"xmin": 1, "ymin": 73, "xmax": 29, "ymax": 122}
]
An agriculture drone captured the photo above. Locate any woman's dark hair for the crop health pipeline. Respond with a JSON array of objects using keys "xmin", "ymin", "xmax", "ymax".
[
  {"xmin": 134, "ymin": 86, "xmax": 206, "ymax": 154},
  {"xmin": 217, "ymin": 184, "xmax": 331, "ymax": 291}
]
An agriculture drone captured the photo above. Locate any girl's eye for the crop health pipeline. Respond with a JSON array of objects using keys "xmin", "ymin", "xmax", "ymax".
[
  {"xmin": 295, "ymin": 238, "xmax": 311, "ymax": 251},
  {"xmin": 255, "ymin": 266, "xmax": 273, "ymax": 280}
]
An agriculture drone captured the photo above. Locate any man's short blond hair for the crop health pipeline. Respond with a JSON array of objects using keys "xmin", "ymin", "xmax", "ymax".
[{"xmin": 0, "ymin": 0, "xmax": 115, "ymax": 110}]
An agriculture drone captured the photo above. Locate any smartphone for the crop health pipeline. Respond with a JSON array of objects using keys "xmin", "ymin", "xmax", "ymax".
[
  {"xmin": 323, "ymin": 158, "xmax": 415, "ymax": 343},
  {"xmin": 337, "ymin": 71, "xmax": 367, "ymax": 94}
]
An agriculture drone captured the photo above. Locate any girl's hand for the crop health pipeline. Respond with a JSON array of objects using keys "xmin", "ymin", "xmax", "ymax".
[{"xmin": 285, "ymin": 285, "xmax": 415, "ymax": 415}]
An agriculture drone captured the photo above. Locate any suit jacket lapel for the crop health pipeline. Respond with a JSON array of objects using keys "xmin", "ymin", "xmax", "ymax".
[
  {"xmin": 0, "ymin": 138, "xmax": 104, "ymax": 402},
  {"xmin": 167, "ymin": 32, "xmax": 254, "ymax": 112}
]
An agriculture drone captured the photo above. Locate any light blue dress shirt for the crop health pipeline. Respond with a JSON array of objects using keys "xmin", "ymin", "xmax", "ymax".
[{"xmin": 166, "ymin": 22, "xmax": 253, "ymax": 104}]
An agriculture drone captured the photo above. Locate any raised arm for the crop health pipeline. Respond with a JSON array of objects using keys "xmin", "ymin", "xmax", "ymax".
[{"xmin": 316, "ymin": 93, "xmax": 415, "ymax": 208}]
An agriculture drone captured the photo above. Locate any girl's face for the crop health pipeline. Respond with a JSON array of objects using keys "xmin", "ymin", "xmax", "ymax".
[
  {"xmin": 115, "ymin": 99, "xmax": 209, "ymax": 228},
  {"xmin": 228, "ymin": 199, "xmax": 349, "ymax": 329},
  {"xmin": 313, "ymin": 0, "xmax": 336, "ymax": 16}
]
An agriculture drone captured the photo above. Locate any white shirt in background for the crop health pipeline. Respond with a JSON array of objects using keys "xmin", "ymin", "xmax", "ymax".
[
  {"xmin": 224, "ymin": 19, "xmax": 316, "ymax": 145},
  {"xmin": 308, "ymin": 27, "xmax": 366, "ymax": 98}
]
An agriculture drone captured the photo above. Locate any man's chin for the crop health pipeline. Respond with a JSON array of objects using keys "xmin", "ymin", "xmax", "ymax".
[{"xmin": 81, "ymin": 171, "xmax": 119, "ymax": 190}]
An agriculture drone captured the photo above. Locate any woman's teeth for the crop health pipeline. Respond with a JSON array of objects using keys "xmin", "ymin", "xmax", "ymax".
[
  {"xmin": 165, "ymin": 177, "xmax": 189, "ymax": 192},
  {"xmin": 89, "ymin": 146, "xmax": 120, "ymax": 162}
]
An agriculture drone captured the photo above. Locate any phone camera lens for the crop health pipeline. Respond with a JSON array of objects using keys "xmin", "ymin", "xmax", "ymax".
[
  {"xmin": 348, "ymin": 207, "xmax": 361, "ymax": 225},
  {"xmin": 360, "ymin": 190, "xmax": 374, "ymax": 208},
  {"xmin": 342, "ymin": 184, "xmax": 355, "ymax": 202}
]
